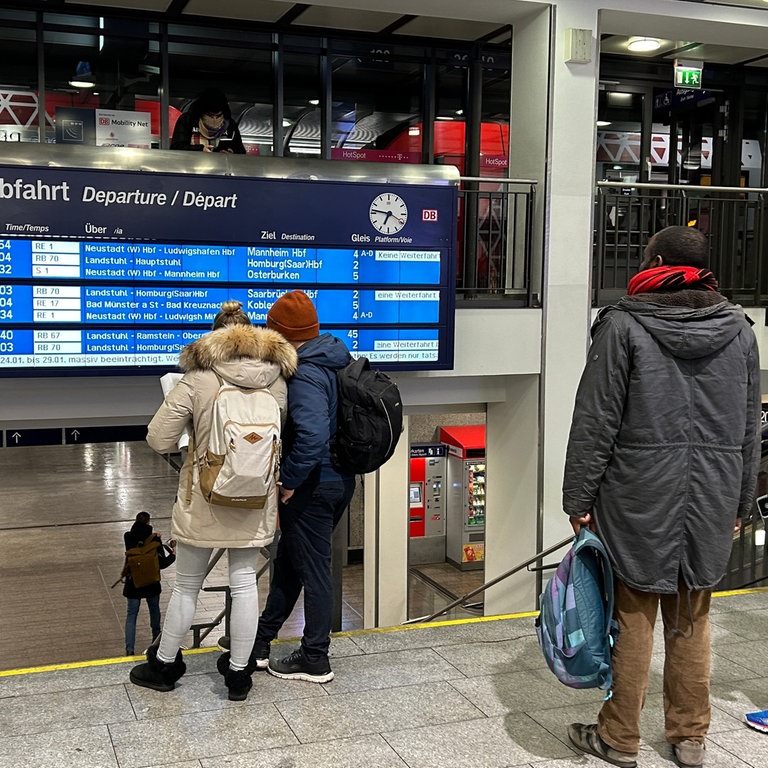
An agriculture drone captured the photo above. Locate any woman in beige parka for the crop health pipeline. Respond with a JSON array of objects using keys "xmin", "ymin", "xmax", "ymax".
[{"xmin": 130, "ymin": 300, "xmax": 297, "ymax": 701}]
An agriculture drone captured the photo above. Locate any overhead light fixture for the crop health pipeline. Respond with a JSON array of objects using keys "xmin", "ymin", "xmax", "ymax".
[
  {"xmin": 69, "ymin": 61, "xmax": 95, "ymax": 88},
  {"xmin": 596, "ymin": 120, "xmax": 612, "ymax": 127},
  {"xmin": 308, "ymin": 99, "xmax": 319, "ymax": 106},
  {"xmin": 627, "ymin": 37, "xmax": 661, "ymax": 53}
]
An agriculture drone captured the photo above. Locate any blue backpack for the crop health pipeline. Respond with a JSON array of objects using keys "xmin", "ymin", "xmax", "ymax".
[{"xmin": 535, "ymin": 528, "xmax": 619, "ymax": 691}]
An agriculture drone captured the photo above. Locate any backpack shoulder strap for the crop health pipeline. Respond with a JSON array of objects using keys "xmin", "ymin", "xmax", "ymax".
[
  {"xmin": 572, "ymin": 529, "xmax": 616, "ymax": 639},
  {"xmin": 188, "ymin": 369, "xmax": 225, "ymax": 504}
]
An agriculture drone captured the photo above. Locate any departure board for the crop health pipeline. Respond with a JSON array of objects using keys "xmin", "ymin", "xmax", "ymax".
[{"xmin": 0, "ymin": 157, "xmax": 457, "ymax": 375}]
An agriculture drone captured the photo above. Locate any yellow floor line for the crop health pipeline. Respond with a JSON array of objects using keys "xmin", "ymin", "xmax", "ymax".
[{"xmin": 2, "ymin": 587, "xmax": 765, "ymax": 678}]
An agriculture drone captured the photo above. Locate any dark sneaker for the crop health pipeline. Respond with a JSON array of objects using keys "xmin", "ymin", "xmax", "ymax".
[
  {"xmin": 125, "ymin": 647, "xmax": 135, "ymax": 656},
  {"xmin": 567, "ymin": 723, "xmax": 638, "ymax": 768},
  {"xmin": 217, "ymin": 635, "xmax": 230, "ymax": 652},
  {"xmin": 267, "ymin": 647, "xmax": 334, "ymax": 683},
  {"xmin": 673, "ymin": 739, "xmax": 704, "ymax": 768},
  {"xmin": 250, "ymin": 638, "xmax": 271, "ymax": 671}
]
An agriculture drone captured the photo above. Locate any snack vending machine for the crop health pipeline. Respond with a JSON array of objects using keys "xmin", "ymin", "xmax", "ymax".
[
  {"xmin": 408, "ymin": 444, "xmax": 447, "ymax": 565},
  {"xmin": 439, "ymin": 425, "xmax": 486, "ymax": 571}
]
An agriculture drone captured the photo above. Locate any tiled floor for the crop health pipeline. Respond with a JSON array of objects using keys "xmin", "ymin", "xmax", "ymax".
[
  {"xmin": 0, "ymin": 589, "xmax": 767, "ymax": 768},
  {"xmin": 3, "ymin": 441, "xmax": 767, "ymax": 768}
]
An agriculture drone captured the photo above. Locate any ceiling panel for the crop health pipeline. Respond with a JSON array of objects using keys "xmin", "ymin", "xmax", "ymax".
[
  {"xmin": 600, "ymin": 37, "xmax": 693, "ymax": 58},
  {"xmin": 66, "ymin": 0, "xmax": 171, "ymax": 10},
  {"xmin": 292, "ymin": 6, "xmax": 404, "ymax": 32},
  {"xmin": 396, "ymin": 17, "xmax": 508, "ymax": 42},
  {"xmin": 703, "ymin": 0, "xmax": 768, "ymax": 8},
  {"xmin": 661, "ymin": 43, "xmax": 768, "ymax": 64},
  {"xmin": 182, "ymin": 0, "xmax": 295, "ymax": 23}
]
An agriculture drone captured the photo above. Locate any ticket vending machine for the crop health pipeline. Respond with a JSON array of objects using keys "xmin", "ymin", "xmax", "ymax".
[
  {"xmin": 408, "ymin": 444, "xmax": 447, "ymax": 565},
  {"xmin": 440, "ymin": 425, "xmax": 486, "ymax": 571}
]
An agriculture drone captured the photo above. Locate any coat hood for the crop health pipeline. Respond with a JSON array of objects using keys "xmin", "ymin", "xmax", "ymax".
[
  {"xmin": 297, "ymin": 332, "xmax": 352, "ymax": 371},
  {"xmin": 179, "ymin": 325, "xmax": 298, "ymax": 388},
  {"xmin": 609, "ymin": 293, "xmax": 749, "ymax": 360}
]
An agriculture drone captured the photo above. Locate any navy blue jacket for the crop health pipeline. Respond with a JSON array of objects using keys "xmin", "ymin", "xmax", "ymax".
[{"xmin": 279, "ymin": 333, "xmax": 354, "ymax": 489}]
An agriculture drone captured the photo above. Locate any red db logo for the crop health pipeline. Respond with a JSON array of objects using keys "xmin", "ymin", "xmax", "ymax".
[{"xmin": 422, "ymin": 209, "xmax": 438, "ymax": 222}]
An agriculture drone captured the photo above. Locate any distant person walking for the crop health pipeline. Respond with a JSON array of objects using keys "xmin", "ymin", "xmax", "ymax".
[
  {"xmin": 130, "ymin": 300, "xmax": 297, "ymax": 700},
  {"xmin": 122, "ymin": 511, "xmax": 176, "ymax": 657},
  {"xmin": 563, "ymin": 226, "xmax": 761, "ymax": 768},
  {"xmin": 170, "ymin": 87, "xmax": 246, "ymax": 154}
]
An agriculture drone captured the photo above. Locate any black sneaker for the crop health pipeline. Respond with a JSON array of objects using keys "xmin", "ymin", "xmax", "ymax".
[
  {"xmin": 217, "ymin": 635, "xmax": 230, "ymax": 652},
  {"xmin": 267, "ymin": 647, "xmax": 334, "ymax": 683},
  {"xmin": 250, "ymin": 638, "xmax": 271, "ymax": 671}
]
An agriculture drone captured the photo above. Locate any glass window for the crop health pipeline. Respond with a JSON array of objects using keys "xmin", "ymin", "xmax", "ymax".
[
  {"xmin": 283, "ymin": 52, "xmax": 322, "ymax": 158},
  {"xmin": 0, "ymin": 12, "xmax": 39, "ymax": 143},
  {"xmin": 330, "ymin": 46, "xmax": 424, "ymax": 163},
  {"xmin": 43, "ymin": 15, "xmax": 162, "ymax": 147},
  {"xmin": 168, "ymin": 30, "xmax": 272, "ymax": 155}
]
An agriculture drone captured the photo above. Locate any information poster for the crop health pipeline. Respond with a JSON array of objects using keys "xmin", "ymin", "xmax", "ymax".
[
  {"xmin": 0, "ymin": 162, "xmax": 457, "ymax": 374},
  {"xmin": 55, "ymin": 108, "xmax": 151, "ymax": 148}
]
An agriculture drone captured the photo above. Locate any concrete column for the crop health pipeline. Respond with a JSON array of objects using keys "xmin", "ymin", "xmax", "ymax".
[
  {"xmin": 485, "ymin": 374, "xmax": 540, "ymax": 614},
  {"xmin": 540, "ymin": 3, "xmax": 601, "ymax": 554},
  {"xmin": 363, "ymin": 414, "xmax": 410, "ymax": 628}
]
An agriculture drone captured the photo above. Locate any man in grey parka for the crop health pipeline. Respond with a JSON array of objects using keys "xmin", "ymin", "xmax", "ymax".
[{"xmin": 564, "ymin": 226, "xmax": 761, "ymax": 768}]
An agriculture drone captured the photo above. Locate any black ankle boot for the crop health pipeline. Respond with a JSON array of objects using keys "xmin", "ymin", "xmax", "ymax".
[
  {"xmin": 217, "ymin": 651, "xmax": 258, "ymax": 676},
  {"xmin": 216, "ymin": 652, "xmax": 254, "ymax": 701},
  {"xmin": 224, "ymin": 668, "xmax": 253, "ymax": 701},
  {"xmin": 129, "ymin": 645, "xmax": 186, "ymax": 692}
]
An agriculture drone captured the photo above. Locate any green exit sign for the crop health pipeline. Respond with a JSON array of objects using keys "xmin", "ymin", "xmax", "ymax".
[{"xmin": 675, "ymin": 66, "xmax": 702, "ymax": 89}]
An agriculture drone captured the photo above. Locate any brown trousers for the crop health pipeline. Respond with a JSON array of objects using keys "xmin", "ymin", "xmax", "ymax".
[{"xmin": 597, "ymin": 579, "xmax": 712, "ymax": 753}]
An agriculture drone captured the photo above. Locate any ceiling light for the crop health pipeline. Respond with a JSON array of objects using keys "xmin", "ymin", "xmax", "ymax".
[
  {"xmin": 627, "ymin": 37, "xmax": 661, "ymax": 53},
  {"xmin": 596, "ymin": 120, "xmax": 612, "ymax": 127},
  {"xmin": 69, "ymin": 61, "xmax": 95, "ymax": 88},
  {"xmin": 309, "ymin": 99, "xmax": 319, "ymax": 106}
]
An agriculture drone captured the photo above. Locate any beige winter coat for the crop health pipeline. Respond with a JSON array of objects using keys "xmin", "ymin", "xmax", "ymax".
[{"xmin": 147, "ymin": 325, "xmax": 298, "ymax": 548}]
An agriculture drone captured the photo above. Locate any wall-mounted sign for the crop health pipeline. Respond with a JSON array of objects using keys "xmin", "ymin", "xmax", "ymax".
[{"xmin": 55, "ymin": 108, "xmax": 151, "ymax": 148}]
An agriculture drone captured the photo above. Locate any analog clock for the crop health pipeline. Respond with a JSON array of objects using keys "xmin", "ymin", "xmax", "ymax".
[{"xmin": 369, "ymin": 193, "xmax": 408, "ymax": 234}]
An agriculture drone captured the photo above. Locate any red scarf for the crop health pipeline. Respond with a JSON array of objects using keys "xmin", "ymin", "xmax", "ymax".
[{"xmin": 627, "ymin": 266, "xmax": 719, "ymax": 296}]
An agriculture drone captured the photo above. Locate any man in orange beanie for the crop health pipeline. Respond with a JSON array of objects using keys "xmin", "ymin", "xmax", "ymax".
[{"xmin": 248, "ymin": 289, "xmax": 355, "ymax": 682}]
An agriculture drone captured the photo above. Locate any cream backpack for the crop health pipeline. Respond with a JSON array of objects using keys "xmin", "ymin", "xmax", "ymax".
[{"xmin": 193, "ymin": 373, "xmax": 281, "ymax": 509}]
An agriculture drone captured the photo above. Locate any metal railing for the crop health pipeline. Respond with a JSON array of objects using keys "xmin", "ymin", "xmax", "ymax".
[
  {"xmin": 189, "ymin": 541, "xmax": 276, "ymax": 647},
  {"xmin": 456, "ymin": 176, "xmax": 538, "ymax": 305},
  {"xmin": 403, "ymin": 535, "xmax": 573, "ymax": 625},
  {"xmin": 594, "ymin": 181, "xmax": 768, "ymax": 307}
]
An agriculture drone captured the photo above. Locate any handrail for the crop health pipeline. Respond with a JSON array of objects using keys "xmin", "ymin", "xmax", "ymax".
[
  {"xmin": 190, "ymin": 544, "xmax": 274, "ymax": 647},
  {"xmin": 459, "ymin": 176, "xmax": 538, "ymax": 185},
  {"xmin": 403, "ymin": 534, "xmax": 573, "ymax": 625},
  {"xmin": 597, "ymin": 181, "xmax": 768, "ymax": 194}
]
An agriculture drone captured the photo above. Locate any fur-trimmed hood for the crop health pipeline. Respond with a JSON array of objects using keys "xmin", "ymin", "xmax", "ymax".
[{"xmin": 179, "ymin": 325, "xmax": 298, "ymax": 389}]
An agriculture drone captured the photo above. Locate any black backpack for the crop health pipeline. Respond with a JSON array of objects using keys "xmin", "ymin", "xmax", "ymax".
[{"xmin": 332, "ymin": 356, "xmax": 403, "ymax": 475}]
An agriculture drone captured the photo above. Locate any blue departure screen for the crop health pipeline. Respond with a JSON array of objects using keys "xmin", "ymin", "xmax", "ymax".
[{"xmin": 0, "ymin": 163, "xmax": 457, "ymax": 374}]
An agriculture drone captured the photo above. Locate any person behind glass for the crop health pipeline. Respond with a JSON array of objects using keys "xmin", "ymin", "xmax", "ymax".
[
  {"xmin": 130, "ymin": 300, "xmax": 297, "ymax": 701},
  {"xmin": 170, "ymin": 87, "xmax": 246, "ymax": 154},
  {"xmin": 245, "ymin": 290, "xmax": 356, "ymax": 684},
  {"xmin": 122, "ymin": 511, "xmax": 176, "ymax": 657}
]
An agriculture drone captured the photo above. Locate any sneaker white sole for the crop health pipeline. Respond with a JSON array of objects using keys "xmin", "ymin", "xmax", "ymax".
[
  {"xmin": 267, "ymin": 666, "xmax": 334, "ymax": 683},
  {"xmin": 253, "ymin": 657, "xmax": 269, "ymax": 670}
]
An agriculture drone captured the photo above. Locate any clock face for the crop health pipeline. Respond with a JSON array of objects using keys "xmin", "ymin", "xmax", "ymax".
[{"xmin": 369, "ymin": 193, "xmax": 408, "ymax": 234}]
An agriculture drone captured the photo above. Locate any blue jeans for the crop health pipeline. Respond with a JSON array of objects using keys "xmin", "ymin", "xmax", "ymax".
[
  {"xmin": 125, "ymin": 594, "xmax": 161, "ymax": 652},
  {"xmin": 257, "ymin": 477, "xmax": 355, "ymax": 661}
]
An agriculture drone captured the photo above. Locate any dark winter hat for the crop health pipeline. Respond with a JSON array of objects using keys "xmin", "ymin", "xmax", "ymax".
[{"xmin": 266, "ymin": 290, "xmax": 319, "ymax": 342}]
